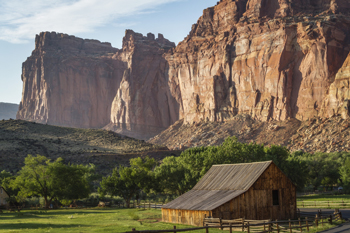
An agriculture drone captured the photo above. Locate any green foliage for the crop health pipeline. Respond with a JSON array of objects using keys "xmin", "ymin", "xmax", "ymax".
[
  {"xmin": 155, "ymin": 137, "xmax": 308, "ymax": 193},
  {"xmin": 12, "ymin": 155, "xmax": 93, "ymax": 208},
  {"xmin": 293, "ymin": 151, "xmax": 346, "ymax": 191},
  {"xmin": 99, "ymin": 157, "xmax": 157, "ymax": 207}
]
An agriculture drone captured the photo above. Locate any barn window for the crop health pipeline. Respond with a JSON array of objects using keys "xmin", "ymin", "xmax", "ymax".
[{"xmin": 273, "ymin": 190, "xmax": 279, "ymax": 205}]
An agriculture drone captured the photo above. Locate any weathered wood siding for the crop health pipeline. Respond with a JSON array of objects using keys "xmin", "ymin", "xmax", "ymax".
[
  {"xmin": 162, "ymin": 208, "xmax": 211, "ymax": 226},
  {"xmin": 212, "ymin": 163, "xmax": 296, "ymax": 220}
]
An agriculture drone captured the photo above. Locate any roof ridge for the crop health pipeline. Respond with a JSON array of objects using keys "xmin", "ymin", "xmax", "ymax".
[{"xmin": 212, "ymin": 161, "xmax": 272, "ymax": 166}]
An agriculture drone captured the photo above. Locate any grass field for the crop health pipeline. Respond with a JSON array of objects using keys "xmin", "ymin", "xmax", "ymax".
[
  {"xmin": 0, "ymin": 208, "xmax": 343, "ymax": 233},
  {"xmin": 0, "ymin": 208, "xmax": 223, "ymax": 233},
  {"xmin": 297, "ymin": 194, "xmax": 350, "ymax": 209}
]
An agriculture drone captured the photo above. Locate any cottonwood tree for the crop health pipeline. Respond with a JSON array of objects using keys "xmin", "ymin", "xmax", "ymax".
[
  {"xmin": 98, "ymin": 157, "xmax": 156, "ymax": 207},
  {"xmin": 12, "ymin": 155, "xmax": 92, "ymax": 208}
]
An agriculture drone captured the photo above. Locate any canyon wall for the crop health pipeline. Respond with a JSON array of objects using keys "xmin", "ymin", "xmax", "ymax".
[
  {"xmin": 17, "ymin": 31, "xmax": 177, "ymax": 139},
  {"xmin": 18, "ymin": 0, "xmax": 350, "ymax": 140},
  {"xmin": 166, "ymin": 0, "xmax": 350, "ymax": 124}
]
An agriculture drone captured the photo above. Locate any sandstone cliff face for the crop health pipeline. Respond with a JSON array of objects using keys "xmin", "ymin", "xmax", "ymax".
[
  {"xmin": 105, "ymin": 31, "xmax": 178, "ymax": 139},
  {"xmin": 17, "ymin": 31, "xmax": 177, "ymax": 139},
  {"xmin": 17, "ymin": 32, "xmax": 122, "ymax": 128},
  {"xmin": 18, "ymin": 0, "xmax": 350, "ymax": 141},
  {"xmin": 166, "ymin": 0, "xmax": 350, "ymax": 124}
]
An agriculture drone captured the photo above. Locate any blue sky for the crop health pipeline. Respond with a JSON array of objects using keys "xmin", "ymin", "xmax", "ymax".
[{"xmin": 0, "ymin": 0, "xmax": 218, "ymax": 104}]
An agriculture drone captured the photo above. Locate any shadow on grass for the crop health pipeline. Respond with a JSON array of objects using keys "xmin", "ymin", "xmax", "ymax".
[{"xmin": 0, "ymin": 223, "xmax": 90, "ymax": 230}]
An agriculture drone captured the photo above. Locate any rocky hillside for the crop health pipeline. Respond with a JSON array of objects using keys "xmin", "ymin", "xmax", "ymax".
[
  {"xmin": 17, "ymin": 0, "xmax": 350, "ymax": 145},
  {"xmin": 0, "ymin": 119, "xmax": 176, "ymax": 174},
  {"xmin": 0, "ymin": 103, "xmax": 18, "ymax": 120},
  {"xmin": 149, "ymin": 114, "xmax": 350, "ymax": 153}
]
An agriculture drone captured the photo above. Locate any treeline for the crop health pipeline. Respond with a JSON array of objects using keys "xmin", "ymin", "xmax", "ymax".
[{"xmin": 2, "ymin": 137, "xmax": 350, "ymax": 208}]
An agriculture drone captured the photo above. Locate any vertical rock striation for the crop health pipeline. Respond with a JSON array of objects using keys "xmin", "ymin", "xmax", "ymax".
[
  {"xmin": 17, "ymin": 31, "xmax": 177, "ymax": 139},
  {"xmin": 18, "ymin": 0, "xmax": 350, "ymax": 140},
  {"xmin": 104, "ymin": 31, "xmax": 178, "ymax": 139},
  {"xmin": 166, "ymin": 0, "xmax": 350, "ymax": 124}
]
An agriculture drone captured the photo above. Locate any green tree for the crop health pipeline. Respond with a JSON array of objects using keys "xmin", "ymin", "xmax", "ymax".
[
  {"xmin": 99, "ymin": 157, "xmax": 157, "ymax": 207},
  {"xmin": 12, "ymin": 155, "xmax": 92, "ymax": 208}
]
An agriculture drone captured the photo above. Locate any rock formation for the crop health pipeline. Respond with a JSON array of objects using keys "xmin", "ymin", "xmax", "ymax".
[
  {"xmin": 18, "ymin": 0, "xmax": 350, "ymax": 141},
  {"xmin": 17, "ymin": 31, "xmax": 177, "ymax": 139},
  {"xmin": 166, "ymin": 0, "xmax": 350, "ymax": 124},
  {"xmin": 104, "ymin": 31, "xmax": 179, "ymax": 139}
]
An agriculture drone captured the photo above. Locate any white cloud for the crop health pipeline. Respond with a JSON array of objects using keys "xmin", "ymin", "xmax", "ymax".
[{"xmin": 0, "ymin": 0, "xmax": 180, "ymax": 43}]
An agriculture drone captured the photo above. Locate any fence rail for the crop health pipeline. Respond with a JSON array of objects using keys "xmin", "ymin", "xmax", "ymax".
[
  {"xmin": 127, "ymin": 210, "xmax": 342, "ymax": 233},
  {"xmin": 297, "ymin": 200, "xmax": 350, "ymax": 208}
]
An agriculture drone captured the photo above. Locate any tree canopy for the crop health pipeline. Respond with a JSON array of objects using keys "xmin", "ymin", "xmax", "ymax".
[{"xmin": 12, "ymin": 155, "xmax": 93, "ymax": 208}]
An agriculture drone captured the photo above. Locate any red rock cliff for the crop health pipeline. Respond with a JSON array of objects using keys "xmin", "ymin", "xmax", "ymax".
[
  {"xmin": 166, "ymin": 0, "xmax": 350, "ymax": 124},
  {"xmin": 17, "ymin": 31, "xmax": 177, "ymax": 139},
  {"xmin": 18, "ymin": 0, "xmax": 350, "ymax": 140}
]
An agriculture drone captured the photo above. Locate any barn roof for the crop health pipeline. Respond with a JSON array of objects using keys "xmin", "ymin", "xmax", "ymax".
[{"xmin": 162, "ymin": 161, "xmax": 273, "ymax": 211}]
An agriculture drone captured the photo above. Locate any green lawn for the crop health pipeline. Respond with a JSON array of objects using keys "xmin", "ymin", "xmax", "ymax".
[
  {"xmin": 0, "ymin": 208, "xmax": 343, "ymax": 233},
  {"xmin": 0, "ymin": 208, "xmax": 223, "ymax": 233},
  {"xmin": 297, "ymin": 194, "xmax": 350, "ymax": 209}
]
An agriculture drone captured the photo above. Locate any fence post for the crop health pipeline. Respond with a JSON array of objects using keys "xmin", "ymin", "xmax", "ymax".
[
  {"xmin": 242, "ymin": 218, "xmax": 245, "ymax": 232},
  {"xmin": 203, "ymin": 214, "xmax": 206, "ymax": 227},
  {"xmin": 315, "ymin": 214, "xmax": 318, "ymax": 227},
  {"xmin": 149, "ymin": 202, "xmax": 151, "ymax": 210},
  {"xmin": 264, "ymin": 221, "xmax": 266, "ymax": 232},
  {"xmin": 315, "ymin": 201, "xmax": 316, "ymax": 207},
  {"xmin": 247, "ymin": 223, "xmax": 250, "ymax": 233},
  {"xmin": 268, "ymin": 222, "xmax": 272, "ymax": 233},
  {"xmin": 306, "ymin": 217, "xmax": 309, "ymax": 232},
  {"xmin": 173, "ymin": 226, "xmax": 176, "ymax": 233},
  {"xmin": 299, "ymin": 218, "xmax": 302, "ymax": 232},
  {"xmin": 329, "ymin": 215, "xmax": 332, "ymax": 225},
  {"xmin": 229, "ymin": 223, "xmax": 232, "ymax": 233},
  {"xmin": 220, "ymin": 218, "xmax": 223, "ymax": 230},
  {"xmin": 297, "ymin": 208, "xmax": 300, "ymax": 218},
  {"xmin": 205, "ymin": 226, "xmax": 209, "ymax": 233},
  {"xmin": 276, "ymin": 219, "xmax": 279, "ymax": 233},
  {"xmin": 289, "ymin": 219, "xmax": 292, "ymax": 233}
]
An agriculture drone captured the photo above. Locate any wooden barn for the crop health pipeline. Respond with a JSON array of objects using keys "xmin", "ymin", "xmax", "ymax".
[{"xmin": 162, "ymin": 161, "xmax": 296, "ymax": 226}]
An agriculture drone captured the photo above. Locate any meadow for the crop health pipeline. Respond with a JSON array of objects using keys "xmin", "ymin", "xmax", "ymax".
[
  {"xmin": 0, "ymin": 208, "xmax": 343, "ymax": 233},
  {"xmin": 0, "ymin": 208, "xmax": 222, "ymax": 233},
  {"xmin": 297, "ymin": 194, "xmax": 350, "ymax": 209}
]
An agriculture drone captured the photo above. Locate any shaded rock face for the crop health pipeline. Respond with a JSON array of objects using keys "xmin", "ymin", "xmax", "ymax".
[
  {"xmin": 17, "ymin": 32, "xmax": 122, "ymax": 128},
  {"xmin": 105, "ymin": 31, "xmax": 179, "ymax": 139},
  {"xmin": 166, "ymin": 0, "xmax": 350, "ymax": 124},
  {"xmin": 17, "ymin": 31, "xmax": 177, "ymax": 139}
]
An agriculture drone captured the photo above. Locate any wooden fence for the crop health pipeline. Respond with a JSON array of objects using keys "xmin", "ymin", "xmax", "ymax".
[
  {"xmin": 297, "ymin": 200, "xmax": 350, "ymax": 208},
  {"xmin": 115, "ymin": 202, "xmax": 163, "ymax": 209},
  {"xmin": 126, "ymin": 210, "xmax": 342, "ymax": 233}
]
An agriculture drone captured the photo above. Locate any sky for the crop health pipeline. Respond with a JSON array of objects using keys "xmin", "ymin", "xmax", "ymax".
[{"xmin": 0, "ymin": 0, "xmax": 218, "ymax": 104}]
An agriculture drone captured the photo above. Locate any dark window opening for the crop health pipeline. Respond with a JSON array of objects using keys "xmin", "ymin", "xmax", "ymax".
[{"xmin": 273, "ymin": 190, "xmax": 279, "ymax": 206}]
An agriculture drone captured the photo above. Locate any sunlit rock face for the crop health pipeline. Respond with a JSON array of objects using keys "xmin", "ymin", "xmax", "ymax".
[
  {"xmin": 166, "ymin": 0, "xmax": 350, "ymax": 124},
  {"xmin": 18, "ymin": 0, "xmax": 350, "ymax": 140}
]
